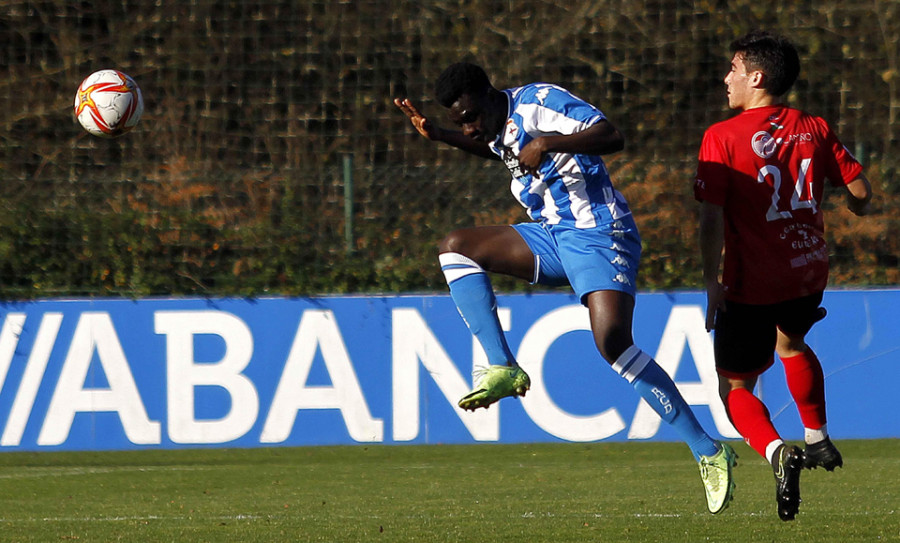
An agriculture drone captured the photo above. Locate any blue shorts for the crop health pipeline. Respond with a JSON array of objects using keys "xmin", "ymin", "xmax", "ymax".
[{"xmin": 511, "ymin": 217, "xmax": 642, "ymax": 303}]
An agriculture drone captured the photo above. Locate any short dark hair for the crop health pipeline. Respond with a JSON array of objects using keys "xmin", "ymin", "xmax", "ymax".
[
  {"xmin": 730, "ymin": 30, "xmax": 800, "ymax": 97},
  {"xmin": 434, "ymin": 62, "xmax": 492, "ymax": 107}
]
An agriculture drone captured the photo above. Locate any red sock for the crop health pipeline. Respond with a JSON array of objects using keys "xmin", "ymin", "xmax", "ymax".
[
  {"xmin": 726, "ymin": 387, "xmax": 781, "ymax": 459},
  {"xmin": 781, "ymin": 349, "xmax": 827, "ymax": 430}
]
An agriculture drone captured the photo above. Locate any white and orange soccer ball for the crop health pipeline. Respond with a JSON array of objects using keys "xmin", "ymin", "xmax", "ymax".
[{"xmin": 73, "ymin": 69, "xmax": 143, "ymax": 138}]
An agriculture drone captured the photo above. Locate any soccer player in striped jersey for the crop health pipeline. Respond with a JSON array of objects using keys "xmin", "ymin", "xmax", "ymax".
[
  {"xmin": 395, "ymin": 62, "xmax": 736, "ymax": 514},
  {"xmin": 695, "ymin": 31, "xmax": 872, "ymax": 521}
]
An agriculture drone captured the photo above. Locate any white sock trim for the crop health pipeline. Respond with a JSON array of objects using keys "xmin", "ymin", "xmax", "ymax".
[
  {"xmin": 805, "ymin": 424, "xmax": 828, "ymax": 444},
  {"xmin": 612, "ymin": 345, "xmax": 652, "ymax": 383},
  {"xmin": 439, "ymin": 252, "xmax": 484, "ymax": 284},
  {"xmin": 766, "ymin": 439, "xmax": 785, "ymax": 466}
]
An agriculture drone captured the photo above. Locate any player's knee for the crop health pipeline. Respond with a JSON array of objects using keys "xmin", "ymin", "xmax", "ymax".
[
  {"xmin": 438, "ymin": 229, "xmax": 467, "ymax": 255},
  {"xmin": 438, "ymin": 230, "xmax": 491, "ymax": 267},
  {"xmin": 718, "ymin": 383, "xmax": 731, "ymax": 404},
  {"xmin": 775, "ymin": 334, "xmax": 808, "ymax": 358},
  {"xmin": 593, "ymin": 328, "xmax": 633, "ymax": 364}
]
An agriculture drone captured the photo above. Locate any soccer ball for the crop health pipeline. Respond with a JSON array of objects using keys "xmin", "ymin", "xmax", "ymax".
[{"xmin": 73, "ymin": 69, "xmax": 144, "ymax": 138}]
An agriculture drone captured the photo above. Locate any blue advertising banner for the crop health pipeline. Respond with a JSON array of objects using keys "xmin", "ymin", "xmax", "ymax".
[{"xmin": 0, "ymin": 290, "xmax": 896, "ymax": 451}]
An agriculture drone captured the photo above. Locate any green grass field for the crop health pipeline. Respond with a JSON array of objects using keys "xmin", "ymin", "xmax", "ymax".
[{"xmin": 1, "ymin": 440, "xmax": 897, "ymax": 542}]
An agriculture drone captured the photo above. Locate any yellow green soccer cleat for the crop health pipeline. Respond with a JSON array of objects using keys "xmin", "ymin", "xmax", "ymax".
[
  {"xmin": 458, "ymin": 365, "xmax": 531, "ymax": 411},
  {"xmin": 698, "ymin": 442, "xmax": 738, "ymax": 514}
]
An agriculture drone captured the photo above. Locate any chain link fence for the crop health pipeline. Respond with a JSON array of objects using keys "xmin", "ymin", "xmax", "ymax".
[{"xmin": 2, "ymin": 0, "xmax": 898, "ymax": 297}]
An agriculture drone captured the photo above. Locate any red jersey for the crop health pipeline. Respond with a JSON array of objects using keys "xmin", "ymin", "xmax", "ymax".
[{"xmin": 694, "ymin": 105, "xmax": 863, "ymax": 304}]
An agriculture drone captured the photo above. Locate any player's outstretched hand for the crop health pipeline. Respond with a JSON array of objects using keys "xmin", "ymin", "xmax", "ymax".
[{"xmin": 394, "ymin": 98, "xmax": 441, "ymax": 141}]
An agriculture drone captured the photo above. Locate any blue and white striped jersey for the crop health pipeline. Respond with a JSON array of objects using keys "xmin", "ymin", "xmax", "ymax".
[{"xmin": 488, "ymin": 83, "xmax": 632, "ymax": 228}]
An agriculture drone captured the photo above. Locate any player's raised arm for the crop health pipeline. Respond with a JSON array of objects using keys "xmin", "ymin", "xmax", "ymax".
[
  {"xmin": 393, "ymin": 97, "xmax": 498, "ymax": 160},
  {"xmin": 393, "ymin": 98, "xmax": 440, "ymax": 141}
]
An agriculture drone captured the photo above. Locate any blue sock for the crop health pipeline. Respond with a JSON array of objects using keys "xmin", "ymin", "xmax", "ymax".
[
  {"xmin": 613, "ymin": 345, "xmax": 719, "ymax": 461},
  {"xmin": 439, "ymin": 252, "xmax": 516, "ymax": 366}
]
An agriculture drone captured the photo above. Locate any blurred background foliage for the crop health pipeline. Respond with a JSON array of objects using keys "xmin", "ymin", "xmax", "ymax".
[{"xmin": 1, "ymin": 0, "xmax": 897, "ymax": 298}]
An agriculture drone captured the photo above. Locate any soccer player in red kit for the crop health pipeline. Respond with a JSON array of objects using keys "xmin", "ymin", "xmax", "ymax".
[{"xmin": 694, "ymin": 31, "xmax": 872, "ymax": 521}]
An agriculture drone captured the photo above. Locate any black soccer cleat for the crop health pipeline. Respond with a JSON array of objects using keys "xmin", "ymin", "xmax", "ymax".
[
  {"xmin": 803, "ymin": 437, "xmax": 843, "ymax": 471},
  {"xmin": 773, "ymin": 444, "xmax": 804, "ymax": 521}
]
